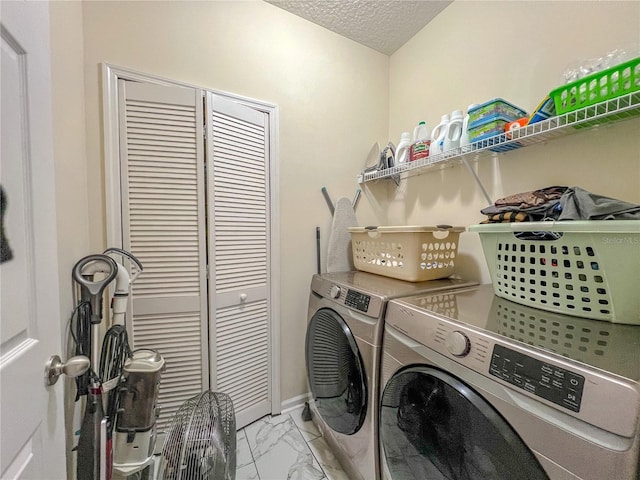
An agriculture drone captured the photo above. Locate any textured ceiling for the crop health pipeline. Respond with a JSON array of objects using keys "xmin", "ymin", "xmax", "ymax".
[{"xmin": 264, "ymin": 0, "xmax": 452, "ymax": 55}]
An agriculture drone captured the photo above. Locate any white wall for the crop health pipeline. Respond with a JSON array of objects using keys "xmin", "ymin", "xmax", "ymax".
[
  {"xmin": 386, "ymin": 1, "xmax": 640, "ymax": 283},
  {"xmin": 50, "ymin": 1, "xmax": 89, "ymax": 340},
  {"xmin": 80, "ymin": 0, "xmax": 389, "ymax": 404},
  {"xmin": 49, "ymin": 2, "xmax": 88, "ymax": 476},
  {"xmin": 50, "ymin": 0, "xmax": 640, "ymax": 416}
]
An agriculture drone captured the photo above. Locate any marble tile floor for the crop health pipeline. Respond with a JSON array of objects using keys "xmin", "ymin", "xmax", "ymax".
[{"xmin": 236, "ymin": 404, "xmax": 350, "ymax": 480}]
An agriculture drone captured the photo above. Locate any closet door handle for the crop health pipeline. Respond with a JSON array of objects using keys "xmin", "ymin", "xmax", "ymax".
[{"xmin": 239, "ymin": 293, "xmax": 247, "ymax": 303}]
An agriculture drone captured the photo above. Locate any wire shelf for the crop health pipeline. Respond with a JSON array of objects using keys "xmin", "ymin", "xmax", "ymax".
[{"xmin": 358, "ymin": 91, "xmax": 640, "ymax": 184}]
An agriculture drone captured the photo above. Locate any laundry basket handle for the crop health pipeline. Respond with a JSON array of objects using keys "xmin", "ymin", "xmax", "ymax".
[{"xmin": 364, "ymin": 226, "xmax": 380, "ymax": 238}]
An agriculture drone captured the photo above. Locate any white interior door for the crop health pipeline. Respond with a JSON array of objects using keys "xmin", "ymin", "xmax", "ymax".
[
  {"xmin": 207, "ymin": 93, "xmax": 272, "ymax": 429},
  {"xmin": 117, "ymin": 80, "xmax": 209, "ymax": 436},
  {"xmin": 0, "ymin": 2, "xmax": 66, "ymax": 479}
]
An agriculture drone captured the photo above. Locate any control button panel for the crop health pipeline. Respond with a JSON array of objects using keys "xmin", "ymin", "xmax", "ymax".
[
  {"xmin": 345, "ymin": 289, "xmax": 371, "ymax": 313},
  {"xmin": 445, "ymin": 331, "xmax": 470, "ymax": 357},
  {"xmin": 490, "ymin": 344, "xmax": 584, "ymax": 412}
]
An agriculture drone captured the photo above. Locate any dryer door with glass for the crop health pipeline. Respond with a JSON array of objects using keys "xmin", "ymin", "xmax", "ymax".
[
  {"xmin": 306, "ymin": 307, "xmax": 367, "ymax": 435},
  {"xmin": 380, "ymin": 366, "xmax": 549, "ymax": 480}
]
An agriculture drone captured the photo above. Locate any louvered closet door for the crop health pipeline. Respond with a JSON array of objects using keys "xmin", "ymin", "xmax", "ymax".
[
  {"xmin": 118, "ymin": 80, "xmax": 208, "ymax": 434},
  {"xmin": 207, "ymin": 93, "xmax": 271, "ymax": 429}
]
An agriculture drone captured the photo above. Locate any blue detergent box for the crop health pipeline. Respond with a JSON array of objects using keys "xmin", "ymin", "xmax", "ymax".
[
  {"xmin": 468, "ymin": 114, "xmax": 513, "ymax": 142},
  {"xmin": 468, "ymin": 98, "xmax": 527, "ymax": 129},
  {"xmin": 468, "ymin": 113, "xmax": 522, "ymax": 152}
]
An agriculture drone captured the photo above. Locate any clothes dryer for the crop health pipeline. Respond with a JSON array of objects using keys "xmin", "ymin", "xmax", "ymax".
[
  {"xmin": 380, "ymin": 284, "xmax": 640, "ymax": 480},
  {"xmin": 306, "ymin": 272, "xmax": 475, "ymax": 480}
]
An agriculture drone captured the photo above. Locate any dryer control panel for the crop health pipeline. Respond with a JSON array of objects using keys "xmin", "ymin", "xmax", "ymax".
[
  {"xmin": 345, "ymin": 289, "xmax": 371, "ymax": 313},
  {"xmin": 490, "ymin": 344, "xmax": 585, "ymax": 412}
]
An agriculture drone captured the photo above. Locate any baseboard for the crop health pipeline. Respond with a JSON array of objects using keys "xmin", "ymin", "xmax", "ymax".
[{"xmin": 280, "ymin": 392, "xmax": 311, "ymax": 415}]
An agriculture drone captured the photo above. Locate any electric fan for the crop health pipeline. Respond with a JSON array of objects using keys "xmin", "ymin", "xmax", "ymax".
[{"xmin": 158, "ymin": 390, "xmax": 236, "ymax": 480}]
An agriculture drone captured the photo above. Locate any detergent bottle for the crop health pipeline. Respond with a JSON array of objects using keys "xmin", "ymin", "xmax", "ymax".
[
  {"xmin": 443, "ymin": 110, "xmax": 464, "ymax": 152},
  {"xmin": 430, "ymin": 114, "xmax": 450, "ymax": 155},
  {"xmin": 395, "ymin": 132, "xmax": 411, "ymax": 163},
  {"xmin": 410, "ymin": 122, "xmax": 430, "ymax": 162},
  {"xmin": 460, "ymin": 104, "xmax": 478, "ymax": 147}
]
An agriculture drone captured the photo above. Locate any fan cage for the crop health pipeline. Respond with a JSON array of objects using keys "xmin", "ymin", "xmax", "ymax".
[{"xmin": 158, "ymin": 390, "xmax": 236, "ymax": 480}]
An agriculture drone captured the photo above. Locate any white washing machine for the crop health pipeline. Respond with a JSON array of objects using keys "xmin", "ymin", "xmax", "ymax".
[
  {"xmin": 305, "ymin": 271, "xmax": 476, "ymax": 480},
  {"xmin": 380, "ymin": 284, "xmax": 640, "ymax": 480}
]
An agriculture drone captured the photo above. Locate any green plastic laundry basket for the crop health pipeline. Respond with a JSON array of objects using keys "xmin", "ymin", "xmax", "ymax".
[{"xmin": 469, "ymin": 221, "xmax": 640, "ymax": 324}]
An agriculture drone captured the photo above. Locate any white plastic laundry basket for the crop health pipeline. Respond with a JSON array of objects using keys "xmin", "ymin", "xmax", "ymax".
[
  {"xmin": 469, "ymin": 221, "xmax": 640, "ymax": 324},
  {"xmin": 348, "ymin": 225, "xmax": 464, "ymax": 282}
]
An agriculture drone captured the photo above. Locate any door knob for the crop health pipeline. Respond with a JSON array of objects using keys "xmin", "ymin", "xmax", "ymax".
[
  {"xmin": 44, "ymin": 355, "xmax": 91, "ymax": 386},
  {"xmin": 239, "ymin": 293, "xmax": 248, "ymax": 302}
]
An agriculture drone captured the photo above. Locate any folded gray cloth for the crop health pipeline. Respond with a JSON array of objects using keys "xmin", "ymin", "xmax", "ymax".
[
  {"xmin": 559, "ymin": 187, "xmax": 640, "ymax": 220},
  {"xmin": 480, "ymin": 186, "xmax": 640, "ymax": 223},
  {"xmin": 481, "ymin": 186, "xmax": 567, "ymax": 221}
]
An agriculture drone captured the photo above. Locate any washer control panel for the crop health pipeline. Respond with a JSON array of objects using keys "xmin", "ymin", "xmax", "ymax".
[
  {"xmin": 345, "ymin": 289, "xmax": 371, "ymax": 313},
  {"xmin": 490, "ymin": 344, "xmax": 585, "ymax": 412},
  {"xmin": 386, "ymin": 296, "xmax": 640, "ymax": 437}
]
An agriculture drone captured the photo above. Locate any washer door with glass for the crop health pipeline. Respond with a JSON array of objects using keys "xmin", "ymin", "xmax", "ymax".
[
  {"xmin": 380, "ymin": 366, "xmax": 549, "ymax": 480},
  {"xmin": 306, "ymin": 308, "xmax": 367, "ymax": 435}
]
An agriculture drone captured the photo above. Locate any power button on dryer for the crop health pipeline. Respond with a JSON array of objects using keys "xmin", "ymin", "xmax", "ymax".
[{"xmin": 446, "ymin": 331, "xmax": 470, "ymax": 357}]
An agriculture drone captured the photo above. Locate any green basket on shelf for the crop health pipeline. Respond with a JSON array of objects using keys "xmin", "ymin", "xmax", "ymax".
[
  {"xmin": 549, "ymin": 56, "xmax": 640, "ymax": 128},
  {"xmin": 550, "ymin": 57, "xmax": 640, "ymax": 114}
]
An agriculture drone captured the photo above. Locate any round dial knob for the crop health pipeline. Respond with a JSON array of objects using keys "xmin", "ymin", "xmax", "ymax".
[
  {"xmin": 329, "ymin": 285, "xmax": 341, "ymax": 299},
  {"xmin": 445, "ymin": 331, "xmax": 470, "ymax": 357}
]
